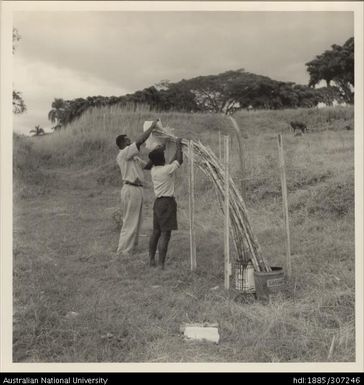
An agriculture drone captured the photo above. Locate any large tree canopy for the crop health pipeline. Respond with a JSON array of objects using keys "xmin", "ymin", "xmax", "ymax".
[
  {"xmin": 305, "ymin": 37, "xmax": 354, "ymax": 103},
  {"xmin": 169, "ymin": 69, "xmax": 343, "ymax": 112}
]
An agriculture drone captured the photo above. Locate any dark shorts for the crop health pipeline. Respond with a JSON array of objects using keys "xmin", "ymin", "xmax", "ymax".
[{"xmin": 153, "ymin": 197, "xmax": 178, "ymax": 232}]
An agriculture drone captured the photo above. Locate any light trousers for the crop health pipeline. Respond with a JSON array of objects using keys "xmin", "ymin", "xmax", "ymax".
[{"xmin": 117, "ymin": 185, "xmax": 143, "ymax": 256}]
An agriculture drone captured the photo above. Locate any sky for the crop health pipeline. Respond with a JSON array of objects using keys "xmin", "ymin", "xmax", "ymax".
[{"xmin": 12, "ymin": 10, "xmax": 353, "ymax": 135}]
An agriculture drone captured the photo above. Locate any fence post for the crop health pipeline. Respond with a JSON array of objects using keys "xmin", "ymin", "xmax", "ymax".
[
  {"xmin": 188, "ymin": 140, "xmax": 197, "ymax": 271},
  {"xmin": 277, "ymin": 134, "xmax": 292, "ymax": 278},
  {"xmin": 218, "ymin": 131, "xmax": 222, "ymax": 161},
  {"xmin": 229, "ymin": 116, "xmax": 245, "ymax": 201},
  {"xmin": 224, "ymin": 135, "xmax": 231, "ymax": 289}
]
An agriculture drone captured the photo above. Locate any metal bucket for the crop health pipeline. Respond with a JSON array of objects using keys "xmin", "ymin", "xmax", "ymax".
[
  {"xmin": 254, "ymin": 266, "xmax": 285, "ymax": 300},
  {"xmin": 235, "ymin": 260, "xmax": 255, "ymax": 293}
]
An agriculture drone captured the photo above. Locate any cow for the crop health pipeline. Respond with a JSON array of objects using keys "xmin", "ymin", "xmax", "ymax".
[{"xmin": 290, "ymin": 121, "xmax": 308, "ymax": 136}]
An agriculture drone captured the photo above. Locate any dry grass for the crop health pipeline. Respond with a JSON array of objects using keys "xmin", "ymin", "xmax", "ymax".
[{"xmin": 13, "ymin": 105, "xmax": 355, "ymax": 362}]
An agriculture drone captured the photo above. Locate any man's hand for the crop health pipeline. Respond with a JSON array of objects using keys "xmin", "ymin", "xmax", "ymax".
[
  {"xmin": 150, "ymin": 119, "xmax": 160, "ymax": 130},
  {"xmin": 175, "ymin": 138, "xmax": 183, "ymax": 165},
  {"xmin": 136, "ymin": 119, "xmax": 159, "ymax": 150}
]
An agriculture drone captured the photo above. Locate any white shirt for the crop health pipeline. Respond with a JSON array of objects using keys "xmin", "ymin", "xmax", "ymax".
[
  {"xmin": 116, "ymin": 143, "xmax": 145, "ymax": 184},
  {"xmin": 151, "ymin": 160, "xmax": 180, "ymax": 198}
]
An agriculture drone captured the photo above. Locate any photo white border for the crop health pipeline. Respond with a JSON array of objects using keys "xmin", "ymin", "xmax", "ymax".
[{"xmin": 1, "ymin": 0, "xmax": 363, "ymax": 373}]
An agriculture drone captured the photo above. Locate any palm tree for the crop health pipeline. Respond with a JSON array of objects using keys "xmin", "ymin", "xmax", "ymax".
[
  {"xmin": 48, "ymin": 98, "xmax": 66, "ymax": 128},
  {"xmin": 30, "ymin": 125, "xmax": 45, "ymax": 136}
]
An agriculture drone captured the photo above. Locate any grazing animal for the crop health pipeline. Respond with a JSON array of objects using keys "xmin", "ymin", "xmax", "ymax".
[{"xmin": 290, "ymin": 121, "xmax": 308, "ymax": 136}]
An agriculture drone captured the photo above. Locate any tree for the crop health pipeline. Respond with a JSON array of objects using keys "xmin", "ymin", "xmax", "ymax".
[
  {"xmin": 161, "ymin": 82, "xmax": 200, "ymax": 112},
  {"xmin": 68, "ymin": 98, "xmax": 89, "ymax": 122},
  {"xmin": 184, "ymin": 69, "xmax": 248, "ymax": 114},
  {"xmin": 305, "ymin": 37, "xmax": 354, "ymax": 102},
  {"xmin": 49, "ymin": 97, "xmax": 97, "ymax": 127},
  {"xmin": 154, "ymin": 80, "xmax": 171, "ymax": 91},
  {"xmin": 332, "ymin": 37, "xmax": 354, "ymax": 103},
  {"xmin": 48, "ymin": 98, "xmax": 67, "ymax": 128},
  {"xmin": 52, "ymin": 124, "xmax": 62, "ymax": 131},
  {"xmin": 30, "ymin": 125, "xmax": 45, "ymax": 136},
  {"xmin": 12, "ymin": 28, "xmax": 21, "ymax": 53},
  {"xmin": 13, "ymin": 28, "xmax": 26, "ymax": 114},
  {"xmin": 13, "ymin": 90, "xmax": 27, "ymax": 114}
]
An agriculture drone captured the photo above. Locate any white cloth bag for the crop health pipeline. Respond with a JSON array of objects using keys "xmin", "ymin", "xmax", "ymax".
[{"xmin": 143, "ymin": 120, "xmax": 174, "ymax": 151}]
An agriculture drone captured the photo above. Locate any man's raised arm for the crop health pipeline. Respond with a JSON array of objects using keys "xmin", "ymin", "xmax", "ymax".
[
  {"xmin": 135, "ymin": 120, "xmax": 158, "ymax": 150},
  {"xmin": 169, "ymin": 138, "xmax": 183, "ymax": 165},
  {"xmin": 176, "ymin": 138, "xmax": 183, "ymax": 165}
]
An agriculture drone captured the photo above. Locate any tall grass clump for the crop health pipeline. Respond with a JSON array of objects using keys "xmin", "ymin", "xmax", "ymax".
[
  {"xmin": 13, "ymin": 134, "xmax": 57, "ymax": 198},
  {"xmin": 29, "ymin": 105, "xmax": 231, "ymax": 168},
  {"xmin": 24, "ymin": 106, "xmax": 236, "ymax": 192}
]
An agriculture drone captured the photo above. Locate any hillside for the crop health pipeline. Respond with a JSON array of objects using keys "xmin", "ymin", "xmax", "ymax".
[{"xmin": 13, "ymin": 106, "xmax": 355, "ymax": 362}]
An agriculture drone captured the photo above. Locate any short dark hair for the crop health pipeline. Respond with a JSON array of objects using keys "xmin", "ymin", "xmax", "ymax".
[
  {"xmin": 148, "ymin": 147, "xmax": 165, "ymax": 166},
  {"xmin": 116, "ymin": 135, "xmax": 127, "ymax": 149}
]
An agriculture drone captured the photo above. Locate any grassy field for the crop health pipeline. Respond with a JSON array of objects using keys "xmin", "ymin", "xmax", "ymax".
[{"xmin": 13, "ymin": 105, "xmax": 355, "ymax": 362}]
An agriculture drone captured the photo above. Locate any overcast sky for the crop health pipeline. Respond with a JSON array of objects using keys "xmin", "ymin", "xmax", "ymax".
[{"xmin": 13, "ymin": 11, "xmax": 353, "ymax": 134}]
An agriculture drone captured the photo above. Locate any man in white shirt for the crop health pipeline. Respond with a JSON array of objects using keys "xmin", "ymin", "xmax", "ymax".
[
  {"xmin": 148, "ymin": 138, "xmax": 183, "ymax": 269},
  {"xmin": 115, "ymin": 120, "xmax": 157, "ymax": 257}
]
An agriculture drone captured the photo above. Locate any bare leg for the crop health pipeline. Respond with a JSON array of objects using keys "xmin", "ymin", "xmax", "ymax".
[
  {"xmin": 158, "ymin": 231, "xmax": 171, "ymax": 270},
  {"xmin": 149, "ymin": 228, "xmax": 161, "ymax": 267}
]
